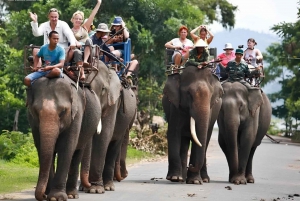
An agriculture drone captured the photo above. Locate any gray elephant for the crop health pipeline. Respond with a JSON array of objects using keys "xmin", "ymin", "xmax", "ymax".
[
  {"xmin": 26, "ymin": 75, "xmax": 101, "ymax": 201},
  {"xmin": 217, "ymin": 81, "xmax": 272, "ymax": 184},
  {"xmin": 162, "ymin": 65, "xmax": 223, "ymax": 184},
  {"xmin": 79, "ymin": 61, "xmax": 137, "ymax": 193}
]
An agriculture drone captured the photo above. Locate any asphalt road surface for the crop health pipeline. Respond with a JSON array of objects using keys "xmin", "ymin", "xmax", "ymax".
[{"xmin": 3, "ymin": 131, "xmax": 300, "ymax": 201}]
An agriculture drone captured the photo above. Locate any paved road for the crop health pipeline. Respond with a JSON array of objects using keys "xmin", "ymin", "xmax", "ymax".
[{"xmin": 4, "ymin": 131, "xmax": 300, "ymax": 201}]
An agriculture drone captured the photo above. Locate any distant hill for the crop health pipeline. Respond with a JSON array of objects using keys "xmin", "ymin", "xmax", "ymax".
[{"xmin": 209, "ymin": 28, "xmax": 280, "ymax": 55}]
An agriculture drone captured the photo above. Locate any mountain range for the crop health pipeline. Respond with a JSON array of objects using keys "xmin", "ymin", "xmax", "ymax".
[{"xmin": 209, "ymin": 28, "xmax": 281, "ymax": 96}]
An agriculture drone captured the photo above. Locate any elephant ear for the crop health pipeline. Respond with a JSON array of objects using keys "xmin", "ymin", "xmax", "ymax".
[
  {"xmin": 210, "ymin": 81, "xmax": 224, "ymax": 108},
  {"xmin": 163, "ymin": 75, "xmax": 180, "ymax": 108},
  {"xmin": 248, "ymin": 88, "xmax": 264, "ymax": 117},
  {"xmin": 70, "ymin": 83, "xmax": 78, "ymax": 120},
  {"xmin": 107, "ymin": 69, "xmax": 121, "ymax": 106}
]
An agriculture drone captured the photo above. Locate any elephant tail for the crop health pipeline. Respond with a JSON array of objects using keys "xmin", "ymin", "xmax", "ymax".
[{"xmin": 190, "ymin": 117, "xmax": 202, "ymax": 147}]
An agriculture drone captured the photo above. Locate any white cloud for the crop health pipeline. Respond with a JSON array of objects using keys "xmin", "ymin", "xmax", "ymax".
[{"xmin": 209, "ymin": 0, "xmax": 298, "ymax": 34}]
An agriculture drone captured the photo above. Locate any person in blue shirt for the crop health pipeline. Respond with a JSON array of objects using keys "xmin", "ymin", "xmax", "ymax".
[{"xmin": 24, "ymin": 31, "xmax": 65, "ymax": 86}]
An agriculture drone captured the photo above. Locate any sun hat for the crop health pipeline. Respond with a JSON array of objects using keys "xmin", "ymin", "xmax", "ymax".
[
  {"xmin": 235, "ymin": 48, "xmax": 244, "ymax": 55},
  {"xmin": 95, "ymin": 23, "xmax": 111, "ymax": 32},
  {"xmin": 194, "ymin": 39, "xmax": 208, "ymax": 47},
  {"xmin": 111, "ymin": 16, "xmax": 122, "ymax": 26},
  {"xmin": 223, "ymin": 43, "xmax": 234, "ymax": 50}
]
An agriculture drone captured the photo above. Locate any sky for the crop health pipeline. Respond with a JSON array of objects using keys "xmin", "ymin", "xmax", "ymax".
[{"xmin": 210, "ymin": 0, "xmax": 299, "ymax": 34}]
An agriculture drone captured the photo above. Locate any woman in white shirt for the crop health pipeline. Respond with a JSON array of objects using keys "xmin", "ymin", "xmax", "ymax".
[
  {"xmin": 243, "ymin": 38, "xmax": 263, "ymax": 68},
  {"xmin": 165, "ymin": 25, "xmax": 194, "ymax": 67}
]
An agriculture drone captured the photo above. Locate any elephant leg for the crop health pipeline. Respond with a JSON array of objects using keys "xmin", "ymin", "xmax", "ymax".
[
  {"xmin": 234, "ymin": 126, "xmax": 256, "ymax": 185},
  {"xmin": 66, "ymin": 149, "xmax": 85, "ymax": 199},
  {"xmin": 47, "ymin": 135, "xmax": 79, "ymax": 201},
  {"xmin": 166, "ymin": 104, "xmax": 182, "ymax": 181},
  {"xmin": 103, "ymin": 139, "xmax": 123, "ymax": 191},
  {"xmin": 87, "ymin": 106, "xmax": 118, "ymax": 194},
  {"xmin": 186, "ymin": 142, "xmax": 203, "ymax": 184},
  {"xmin": 245, "ymin": 146, "xmax": 257, "ymax": 183},
  {"xmin": 180, "ymin": 136, "xmax": 190, "ymax": 182},
  {"xmin": 119, "ymin": 129, "xmax": 129, "ymax": 180},
  {"xmin": 79, "ymin": 137, "xmax": 92, "ymax": 191}
]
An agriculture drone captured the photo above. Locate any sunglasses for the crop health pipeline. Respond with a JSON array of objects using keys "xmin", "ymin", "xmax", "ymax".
[{"xmin": 48, "ymin": 8, "xmax": 58, "ymax": 14}]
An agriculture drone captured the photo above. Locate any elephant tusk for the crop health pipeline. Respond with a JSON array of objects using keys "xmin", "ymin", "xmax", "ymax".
[
  {"xmin": 97, "ymin": 118, "xmax": 102, "ymax": 134},
  {"xmin": 190, "ymin": 117, "xmax": 202, "ymax": 147}
]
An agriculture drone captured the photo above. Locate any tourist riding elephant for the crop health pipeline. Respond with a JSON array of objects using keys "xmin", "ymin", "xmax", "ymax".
[
  {"xmin": 79, "ymin": 60, "xmax": 137, "ymax": 193},
  {"xmin": 162, "ymin": 65, "xmax": 223, "ymax": 184},
  {"xmin": 217, "ymin": 81, "xmax": 271, "ymax": 184},
  {"xmin": 26, "ymin": 75, "xmax": 101, "ymax": 201}
]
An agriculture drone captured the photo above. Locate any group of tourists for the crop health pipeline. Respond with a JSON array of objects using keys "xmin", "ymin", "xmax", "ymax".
[
  {"xmin": 24, "ymin": 0, "xmax": 138, "ymax": 87},
  {"xmin": 165, "ymin": 25, "xmax": 264, "ymax": 85}
]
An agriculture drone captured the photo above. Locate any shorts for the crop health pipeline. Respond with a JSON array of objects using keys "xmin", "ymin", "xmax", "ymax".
[
  {"xmin": 171, "ymin": 52, "xmax": 182, "ymax": 62},
  {"xmin": 25, "ymin": 69, "xmax": 63, "ymax": 85}
]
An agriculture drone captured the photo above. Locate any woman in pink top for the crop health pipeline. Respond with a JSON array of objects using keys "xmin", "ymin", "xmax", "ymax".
[{"xmin": 216, "ymin": 43, "xmax": 236, "ymax": 80}]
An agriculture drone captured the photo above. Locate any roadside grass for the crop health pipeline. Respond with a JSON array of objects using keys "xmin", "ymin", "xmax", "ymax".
[
  {"xmin": 0, "ymin": 146, "xmax": 154, "ymax": 194},
  {"xmin": 0, "ymin": 160, "xmax": 38, "ymax": 194}
]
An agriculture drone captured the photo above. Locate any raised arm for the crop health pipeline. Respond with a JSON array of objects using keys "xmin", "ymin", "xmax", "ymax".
[
  {"xmin": 190, "ymin": 26, "xmax": 201, "ymax": 42},
  {"xmin": 29, "ymin": 12, "xmax": 44, "ymax": 37},
  {"xmin": 121, "ymin": 20, "xmax": 130, "ymax": 39},
  {"xmin": 206, "ymin": 29, "xmax": 214, "ymax": 45},
  {"xmin": 82, "ymin": 0, "xmax": 102, "ymax": 31}
]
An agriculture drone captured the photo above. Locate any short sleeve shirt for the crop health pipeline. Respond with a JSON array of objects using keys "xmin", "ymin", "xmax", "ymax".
[
  {"xmin": 37, "ymin": 44, "xmax": 65, "ymax": 66},
  {"xmin": 217, "ymin": 52, "xmax": 236, "ymax": 67},
  {"xmin": 171, "ymin": 38, "xmax": 193, "ymax": 56}
]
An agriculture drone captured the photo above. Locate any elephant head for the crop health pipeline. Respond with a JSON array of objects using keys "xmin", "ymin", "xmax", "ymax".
[{"xmin": 27, "ymin": 76, "xmax": 85, "ymax": 201}]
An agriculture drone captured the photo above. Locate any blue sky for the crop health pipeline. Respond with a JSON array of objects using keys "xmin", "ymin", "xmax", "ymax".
[{"xmin": 210, "ymin": 0, "xmax": 299, "ymax": 34}]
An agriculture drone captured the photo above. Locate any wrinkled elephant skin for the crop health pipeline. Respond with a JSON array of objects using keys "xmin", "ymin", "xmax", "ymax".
[
  {"xmin": 217, "ymin": 82, "xmax": 271, "ymax": 185},
  {"xmin": 27, "ymin": 75, "xmax": 101, "ymax": 201},
  {"xmin": 162, "ymin": 67, "xmax": 223, "ymax": 184},
  {"xmin": 79, "ymin": 61, "xmax": 137, "ymax": 193}
]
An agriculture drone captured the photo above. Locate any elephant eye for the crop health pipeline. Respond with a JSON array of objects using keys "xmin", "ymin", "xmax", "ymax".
[{"xmin": 59, "ymin": 109, "xmax": 66, "ymax": 118}]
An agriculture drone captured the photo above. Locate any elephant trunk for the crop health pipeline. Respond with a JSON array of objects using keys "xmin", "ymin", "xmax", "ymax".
[
  {"xmin": 35, "ymin": 100, "xmax": 60, "ymax": 201},
  {"xmin": 188, "ymin": 85, "xmax": 211, "ymax": 172},
  {"xmin": 190, "ymin": 117, "xmax": 202, "ymax": 147}
]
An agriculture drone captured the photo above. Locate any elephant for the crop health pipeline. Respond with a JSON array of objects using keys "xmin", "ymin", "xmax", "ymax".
[
  {"xmin": 79, "ymin": 60, "xmax": 137, "ymax": 193},
  {"xmin": 162, "ymin": 65, "xmax": 223, "ymax": 184},
  {"xmin": 26, "ymin": 74, "xmax": 102, "ymax": 201},
  {"xmin": 217, "ymin": 81, "xmax": 272, "ymax": 184}
]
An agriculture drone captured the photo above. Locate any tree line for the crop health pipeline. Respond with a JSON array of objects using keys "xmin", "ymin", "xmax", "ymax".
[{"xmin": 0, "ymin": 0, "xmax": 237, "ymax": 133}]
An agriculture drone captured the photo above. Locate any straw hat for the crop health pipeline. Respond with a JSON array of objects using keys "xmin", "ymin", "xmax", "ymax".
[{"xmin": 194, "ymin": 39, "xmax": 208, "ymax": 47}]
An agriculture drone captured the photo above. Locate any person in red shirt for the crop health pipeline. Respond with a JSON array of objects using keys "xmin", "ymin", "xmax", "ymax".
[{"xmin": 216, "ymin": 43, "xmax": 236, "ymax": 80}]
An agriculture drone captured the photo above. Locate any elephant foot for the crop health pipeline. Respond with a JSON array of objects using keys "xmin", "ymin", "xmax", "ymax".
[
  {"xmin": 186, "ymin": 171, "xmax": 203, "ymax": 185},
  {"xmin": 104, "ymin": 181, "xmax": 115, "ymax": 191},
  {"xmin": 166, "ymin": 175, "xmax": 183, "ymax": 182},
  {"xmin": 200, "ymin": 171, "xmax": 210, "ymax": 183},
  {"xmin": 230, "ymin": 174, "xmax": 247, "ymax": 185},
  {"xmin": 47, "ymin": 190, "xmax": 68, "ymax": 201},
  {"xmin": 66, "ymin": 188, "xmax": 79, "ymax": 199},
  {"xmin": 85, "ymin": 182, "xmax": 105, "ymax": 194},
  {"xmin": 246, "ymin": 174, "xmax": 255, "ymax": 183}
]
